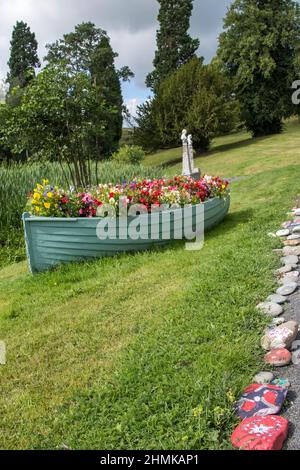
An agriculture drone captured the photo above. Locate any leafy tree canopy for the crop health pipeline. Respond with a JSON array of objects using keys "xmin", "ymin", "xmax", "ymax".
[{"xmin": 218, "ymin": 0, "xmax": 300, "ymax": 136}]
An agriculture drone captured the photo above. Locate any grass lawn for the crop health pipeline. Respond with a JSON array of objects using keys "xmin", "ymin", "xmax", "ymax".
[{"xmin": 0, "ymin": 120, "xmax": 300, "ymax": 449}]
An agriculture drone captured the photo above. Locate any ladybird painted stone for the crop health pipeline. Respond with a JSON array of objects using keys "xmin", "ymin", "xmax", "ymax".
[
  {"xmin": 264, "ymin": 348, "xmax": 292, "ymax": 367},
  {"xmin": 231, "ymin": 415, "xmax": 289, "ymax": 450},
  {"xmin": 235, "ymin": 384, "xmax": 287, "ymax": 419}
]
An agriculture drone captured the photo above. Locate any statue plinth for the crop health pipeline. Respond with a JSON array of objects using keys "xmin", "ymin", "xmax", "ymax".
[{"xmin": 181, "ymin": 130, "xmax": 201, "ymax": 181}]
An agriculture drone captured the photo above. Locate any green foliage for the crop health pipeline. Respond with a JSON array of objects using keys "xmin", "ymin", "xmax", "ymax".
[
  {"xmin": 146, "ymin": 0, "xmax": 201, "ymax": 92},
  {"xmin": 0, "ymin": 65, "xmax": 110, "ymax": 188},
  {"xmin": 134, "ymin": 100, "xmax": 162, "ymax": 152},
  {"xmin": 7, "ymin": 21, "xmax": 40, "ymax": 94},
  {"xmin": 45, "ymin": 22, "xmax": 133, "ymax": 155},
  {"xmin": 136, "ymin": 58, "xmax": 241, "ymax": 152},
  {"xmin": 218, "ymin": 0, "xmax": 300, "ymax": 137},
  {"xmin": 111, "ymin": 145, "xmax": 145, "ymax": 164}
]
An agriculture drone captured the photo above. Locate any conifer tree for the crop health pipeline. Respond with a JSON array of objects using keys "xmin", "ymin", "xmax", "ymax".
[
  {"xmin": 7, "ymin": 21, "xmax": 40, "ymax": 91},
  {"xmin": 146, "ymin": 0, "xmax": 200, "ymax": 92}
]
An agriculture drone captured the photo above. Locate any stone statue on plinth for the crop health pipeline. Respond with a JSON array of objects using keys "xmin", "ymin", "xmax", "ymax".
[{"xmin": 181, "ymin": 130, "xmax": 200, "ymax": 181}]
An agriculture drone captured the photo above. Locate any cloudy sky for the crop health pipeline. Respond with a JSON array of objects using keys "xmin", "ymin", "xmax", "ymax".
[{"xmin": 0, "ymin": 0, "xmax": 235, "ymax": 111}]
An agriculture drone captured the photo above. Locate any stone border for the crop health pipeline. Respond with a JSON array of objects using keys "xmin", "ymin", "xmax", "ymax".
[{"xmin": 230, "ymin": 203, "xmax": 300, "ymax": 450}]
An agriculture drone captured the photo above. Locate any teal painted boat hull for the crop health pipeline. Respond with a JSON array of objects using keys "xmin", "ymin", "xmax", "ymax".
[{"xmin": 22, "ymin": 196, "xmax": 230, "ymax": 274}]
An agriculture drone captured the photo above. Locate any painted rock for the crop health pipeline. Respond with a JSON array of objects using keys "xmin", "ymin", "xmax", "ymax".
[
  {"xmin": 257, "ymin": 302, "xmax": 283, "ymax": 317},
  {"xmin": 254, "ymin": 372, "xmax": 275, "ymax": 385},
  {"xmin": 267, "ymin": 294, "xmax": 287, "ymax": 305},
  {"xmin": 265, "ymin": 348, "xmax": 292, "ymax": 366},
  {"xmin": 283, "ymin": 239, "xmax": 300, "ymax": 246},
  {"xmin": 276, "ymin": 265, "xmax": 293, "ymax": 276},
  {"xmin": 281, "ymin": 255, "xmax": 298, "ymax": 266},
  {"xmin": 282, "ymin": 246, "xmax": 300, "ymax": 256},
  {"xmin": 235, "ymin": 384, "xmax": 287, "ymax": 419},
  {"xmin": 271, "ymin": 378, "xmax": 290, "ymax": 389},
  {"xmin": 261, "ymin": 323, "xmax": 297, "ymax": 351},
  {"xmin": 276, "ymin": 282, "xmax": 298, "ymax": 296},
  {"xmin": 276, "ymin": 229, "xmax": 290, "ymax": 238},
  {"xmin": 231, "ymin": 415, "xmax": 289, "ymax": 451}
]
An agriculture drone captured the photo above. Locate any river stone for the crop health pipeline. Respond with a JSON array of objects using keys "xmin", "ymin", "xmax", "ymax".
[
  {"xmin": 267, "ymin": 294, "xmax": 287, "ymax": 304},
  {"xmin": 279, "ymin": 272, "xmax": 300, "ymax": 285},
  {"xmin": 294, "ymin": 209, "xmax": 300, "ymax": 216},
  {"xmin": 291, "ymin": 340, "xmax": 300, "ymax": 352},
  {"xmin": 265, "ymin": 348, "xmax": 292, "ymax": 366},
  {"xmin": 292, "ymin": 350, "xmax": 300, "ymax": 365},
  {"xmin": 276, "ymin": 229, "xmax": 290, "ymax": 238},
  {"xmin": 276, "ymin": 266, "xmax": 293, "ymax": 276},
  {"xmin": 276, "ymin": 282, "xmax": 298, "ymax": 296},
  {"xmin": 261, "ymin": 322, "xmax": 297, "ymax": 351},
  {"xmin": 283, "ymin": 239, "xmax": 300, "ymax": 246},
  {"xmin": 282, "ymin": 221, "xmax": 292, "ymax": 229},
  {"xmin": 231, "ymin": 416, "xmax": 289, "ymax": 451},
  {"xmin": 287, "ymin": 234, "xmax": 300, "ymax": 240},
  {"xmin": 292, "ymin": 226, "xmax": 300, "ymax": 233},
  {"xmin": 281, "ymin": 255, "xmax": 298, "ymax": 266},
  {"xmin": 257, "ymin": 302, "xmax": 283, "ymax": 317},
  {"xmin": 254, "ymin": 371, "xmax": 275, "ymax": 384},
  {"xmin": 271, "ymin": 378, "xmax": 291, "ymax": 389},
  {"xmin": 283, "ymin": 246, "xmax": 300, "ymax": 256},
  {"xmin": 270, "ymin": 317, "xmax": 285, "ymax": 328}
]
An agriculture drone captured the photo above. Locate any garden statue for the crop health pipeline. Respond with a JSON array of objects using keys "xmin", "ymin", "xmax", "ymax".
[{"xmin": 181, "ymin": 130, "xmax": 200, "ymax": 180}]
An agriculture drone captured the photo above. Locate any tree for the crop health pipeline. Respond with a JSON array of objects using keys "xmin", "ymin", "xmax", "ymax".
[
  {"xmin": 0, "ymin": 66, "xmax": 110, "ymax": 187},
  {"xmin": 136, "ymin": 58, "xmax": 240, "ymax": 152},
  {"xmin": 7, "ymin": 21, "xmax": 40, "ymax": 92},
  {"xmin": 218, "ymin": 0, "xmax": 300, "ymax": 137},
  {"xmin": 45, "ymin": 22, "xmax": 133, "ymax": 155},
  {"xmin": 146, "ymin": 0, "xmax": 201, "ymax": 92}
]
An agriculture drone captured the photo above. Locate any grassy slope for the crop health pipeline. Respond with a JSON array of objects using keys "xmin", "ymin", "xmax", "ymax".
[{"xmin": 0, "ymin": 120, "xmax": 300, "ymax": 449}]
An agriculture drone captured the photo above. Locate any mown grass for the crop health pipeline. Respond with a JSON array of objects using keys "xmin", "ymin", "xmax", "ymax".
[
  {"xmin": 146, "ymin": 118, "xmax": 300, "ymax": 179},
  {"xmin": 0, "ymin": 120, "xmax": 300, "ymax": 449}
]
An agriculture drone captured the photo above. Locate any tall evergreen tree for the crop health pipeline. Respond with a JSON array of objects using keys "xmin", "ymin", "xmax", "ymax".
[
  {"xmin": 45, "ymin": 22, "xmax": 133, "ymax": 155},
  {"xmin": 146, "ymin": 0, "xmax": 200, "ymax": 92},
  {"xmin": 218, "ymin": 0, "xmax": 300, "ymax": 137},
  {"xmin": 7, "ymin": 21, "xmax": 40, "ymax": 91}
]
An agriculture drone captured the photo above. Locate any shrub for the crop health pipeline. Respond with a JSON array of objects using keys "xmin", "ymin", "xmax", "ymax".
[{"xmin": 111, "ymin": 145, "xmax": 145, "ymax": 164}]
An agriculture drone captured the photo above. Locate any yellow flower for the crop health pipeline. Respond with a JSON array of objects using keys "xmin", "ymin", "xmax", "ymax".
[
  {"xmin": 33, "ymin": 193, "xmax": 41, "ymax": 200},
  {"xmin": 47, "ymin": 192, "xmax": 53, "ymax": 198},
  {"xmin": 44, "ymin": 202, "xmax": 51, "ymax": 209},
  {"xmin": 32, "ymin": 199, "xmax": 40, "ymax": 206},
  {"xmin": 43, "ymin": 179, "xmax": 49, "ymax": 185},
  {"xmin": 36, "ymin": 184, "xmax": 43, "ymax": 190},
  {"xmin": 35, "ymin": 206, "xmax": 41, "ymax": 213}
]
